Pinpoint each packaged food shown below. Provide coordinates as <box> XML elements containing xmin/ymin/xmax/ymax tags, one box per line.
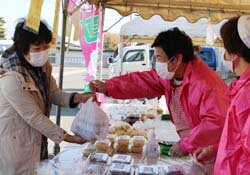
<box><xmin>137</xmin><ymin>165</ymin><xmax>159</xmax><ymax>175</ymax></box>
<box><xmin>156</xmin><ymin>107</ymin><xmax>163</xmax><ymax>114</ymax></box>
<box><xmin>117</xmin><ymin>135</ymin><xmax>130</xmax><ymax>146</ymax></box>
<box><xmin>82</xmin><ymin>143</ymin><xmax>96</xmax><ymax>157</ymax></box>
<box><xmin>132</xmin><ymin>136</ymin><xmax>145</xmax><ymax>147</ymax></box>
<box><xmin>88</xmin><ymin>153</ymin><xmax>109</xmax><ymax>163</ymax></box>
<box><xmin>116</xmin><ymin>145</ymin><xmax>129</xmax><ymax>154</ymax></box>
<box><xmin>95</xmin><ymin>139</ymin><xmax>111</xmax><ymax>152</ymax></box>
<box><xmin>107</xmin><ymin>134</ymin><xmax>116</xmax><ymax>146</ymax></box>
<box><xmin>112</xmin><ymin>154</ymin><xmax>132</xmax><ymax>164</ymax></box>
<box><xmin>159</xmin><ymin>165</ymin><xmax>185</xmax><ymax>175</ymax></box>
<box><xmin>131</xmin><ymin>145</ymin><xmax>143</xmax><ymax>154</ymax></box>
<box><xmin>110</xmin><ymin>163</ymin><xmax>132</xmax><ymax>175</ymax></box>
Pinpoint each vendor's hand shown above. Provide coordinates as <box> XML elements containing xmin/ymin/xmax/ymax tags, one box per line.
<box><xmin>73</xmin><ymin>92</ymin><xmax>97</xmax><ymax>104</ymax></box>
<box><xmin>193</xmin><ymin>146</ymin><xmax>215</xmax><ymax>165</ymax></box>
<box><xmin>169</xmin><ymin>142</ymin><xmax>188</xmax><ymax>157</ymax></box>
<box><xmin>90</xmin><ymin>80</ymin><xmax>107</xmax><ymax>94</ymax></box>
<box><xmin>64</xmin><ymin>134</ymin><xmax>86</xmax><ymax>144</ymax></box>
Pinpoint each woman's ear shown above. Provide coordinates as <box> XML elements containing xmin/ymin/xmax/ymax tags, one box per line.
<box><xmin>175</xmin><ymin>53</ymin><xmax>183</xmax><ymax>66</ymax></box>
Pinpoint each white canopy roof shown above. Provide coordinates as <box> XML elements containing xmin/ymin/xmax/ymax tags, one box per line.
<box><xmin>119</xmin><ymin>15</ymin><xmax>226</xmax><ymax>38</ymax></box>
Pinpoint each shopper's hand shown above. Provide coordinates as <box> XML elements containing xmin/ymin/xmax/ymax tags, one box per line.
<box><xmin>73</xmin><ymin>92</ymin><xmax>96</xmax><ymax>104</ymax></box>
<box><xmin>169</xmin><ymin>142</ymin><xmax>188</xmax><ymax>157</ymax></box>
<box><xmin>193</xmin><ymin>146</ymin><xmax>215</xmax><ymax>165</ymax></box>
<box><xmin>64</xmin><ymin>134</ymin><xmax>86</xmax><ymax>144</ymax></box>
<box><xmin>89</xmin><ymin>80</ymin><xmax>107</xmax><ymax>94</ymax></box>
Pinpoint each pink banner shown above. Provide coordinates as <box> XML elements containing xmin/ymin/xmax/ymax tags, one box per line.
<box><xmin>70</xmin><ymin>1</ymin><xmax>105</xmax><ymax>103</ymax></box>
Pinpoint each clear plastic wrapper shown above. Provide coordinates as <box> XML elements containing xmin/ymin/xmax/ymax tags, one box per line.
<box><xmin>107</xmin><ymin>134</ymin><xmax>116</xmax><ymax>146</ymax></box>
<box><xmin>71</xmin><ymin>98</ymin><xmax>109</xmax><ymax>140</ymax></box>
<box><xmin>132</xmin><ymin>136</ymin><xmax>145</xmax><ymax>147</ymax></box>
<box><xmin>136</xmin><ymin>165</ymin><xmax>159</xmax><ymax>175</ymax></box>
<box><xmin>88</xmin><ymin>153</ymin><xmax>110</xmax><ymax>164</ymax></box>
<box><xmin>95</xmin><ymin>139</ymin><xmax>111</xmax><ymax>152</ymax></box>
<box><xmin>82</xmin><ymin>143</ymin><xmax>96</xmax><ymax>157</ymax></box>
<box><xmin>117</xmin><ymin>135</ymin><xmax>130</xmax><ymax>146</ymax></box>
<box><xmin>158</xmin><ymin>165</ymin><xmax>185</xmax><ymax>175</ymax></box>
<box><xmin>116</xmin><ymin>144</ymin><xmax>129</xmax><ymax>154</ymax></box>
<box><xmin>131</xmin><ymin>145</ymin><xmax>144</xmax><ymax>154</ymax></box>
<box><xmin>109</xmin><ymin>163</ymin><xmax>133</xmax><ymax>175</ymax></box>
<box><xmin>112</xmin><ymin>154</ymin><xmax>132</xmax><ymax>164</ymax></box>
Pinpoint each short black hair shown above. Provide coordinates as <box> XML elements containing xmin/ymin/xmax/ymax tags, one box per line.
<box><xmin>13</xmin><ymin>19</ymin><xmax>52</xmax><ymax>55</ymax></box>
<box><xmin>220</xmin><ymin>17</ymin><xmax>250</xmax><ymax>63</ymax></box>
<box><xmin>151</xmin><ymin>27</ymin><xmax>194</xmax><ymax>63</ymax></box>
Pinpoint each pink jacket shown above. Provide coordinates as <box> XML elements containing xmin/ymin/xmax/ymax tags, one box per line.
<box><xmin>214</xmin><ymin>68</ymin><xmax>250</xmax><ymax>175</ymax></box>
<box><xmin>106</xmin><ymin>56</ymin><xmax>228</xmax><ymax>153</ymax></box>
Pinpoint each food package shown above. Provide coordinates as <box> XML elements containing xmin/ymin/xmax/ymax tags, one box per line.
<box><xmin>159</xmin><ymin>165</ymin><xmax>185</xmax><ymax>175</ymax></box>
<box><xmin>109</xmin><ymin>163</ymin><xmax>132</xmax><ymax>175</ymax></box>
<box><xmin>116</xmin><ymin>145</ymin><xmax>129</xmax><ymax>154</ymax></box>
<box><xmin>71</xmin><ymin>98</ymin><xmax>109</xmax><ymax>140</ymax></box>
<box><xmin>130</xmin><ymin>145</ymin><xmax>144</xmax><ymax>154</ymax></box>
<box><xmin>117</xmin><ymin>135</ymin><xmax>130</xmax><ymax>146</ymax></box>
<box><xmin>111</xmin><ymin>154</ymin><xmax>132</xmax><ymax>164</ymax></box>
<box><xmin>132</xmin><ymin>136</ymin><xmax>145</xmax><ymax>147</ymax></box>
<box><xmin>107</xmin><ymin>134</ymin><xmax>116</xmax><ymax>147</ymax></box>
<box><xmin>146</xmin><ymin>109</ymin><xmax>157</xmax><ymax>119</ymax></box>
<box><xmin>88</xmin><ymin>153</ymin><xmax>109</xmax><ymax>164</ymax></box>
<box><xmin>137</xmin><ymin>165</ymin><xmax>159</xmax><ymax>175</ymax></box>
<box><xmin>82</xmin><ymin>143</ymin><xmax>96</xmax><ymax>157</ymax></box>
<box><xmin>95</xmin><ymin>139</ymin><xmax>111</xmax><ymax>152</ymax></box>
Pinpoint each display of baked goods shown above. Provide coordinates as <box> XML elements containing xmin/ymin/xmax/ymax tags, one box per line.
<box><xmin>111</xmin><ymin>154</ymin><xmax>132</xmax><ymax>164</ymax></box>
<box><xmin>82</xmin><ymin>143</ymin><xmax>96</xmax><ymax>157</ymax></box>
<box><xmin>88</xmin><ymin>153</ymin><xmax>109</xmax><ymax>163</ymax></box>
<box><xmin>109</xmin><ymin>163</ymin><xmax>132</xmax><ymax>175</ymax></box>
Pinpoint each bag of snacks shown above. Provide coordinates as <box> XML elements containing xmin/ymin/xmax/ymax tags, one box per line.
<box><xmin>71</xmin><ymin>98</ymin><xmax>109</xmax><ymax>140</ymax></box>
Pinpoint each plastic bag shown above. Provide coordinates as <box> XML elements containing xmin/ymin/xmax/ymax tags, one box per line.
<box><xmin>71</xmin><ymin>98</ymin><xmax>109</xmax><ymax>140</ymax></box>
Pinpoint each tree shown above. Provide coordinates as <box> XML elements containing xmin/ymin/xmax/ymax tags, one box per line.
<box><xmin>0</xmin><ymin>17</ymin><xmax>6</xmax><ymax>40</ymax></box>
<box><xmin>104</xmin><ymin>32</ymin><xmax>119</xmax><ymax>50</ymax></box>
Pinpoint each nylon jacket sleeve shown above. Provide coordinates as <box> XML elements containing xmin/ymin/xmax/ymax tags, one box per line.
<box><xmin>105</xmin><ymin>70</ymin><xmax>165</xmax><ymax>99</ymax></box>
<box><xmin>179</xmin><ymin>88</ymin><xmax>227</xmax><ymax>153</ymax></box>
<box><xmin>50</xmin><ymin>75</ymin><xmax>73</xmax><ymax>108</ymax></box>
<box><xmin>1</xmin><ymin>74</ymin><xmax>65</xmax><ymax>144</ymax></box>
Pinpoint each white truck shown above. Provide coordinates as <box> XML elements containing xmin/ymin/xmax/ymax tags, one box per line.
<box><xmin>108</xmin><ymin>45</ymin><xmax>230</xmax><ymax>80</ymax></box>
<box><xmin>109</xmin><ymin>45</ymin><xmax>155</xmax><ymax>78</ymax></box>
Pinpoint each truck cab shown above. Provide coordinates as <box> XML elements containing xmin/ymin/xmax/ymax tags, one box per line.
<box><xmin>109</xmin><ymin>45</ymin><xmax>155</xmax><ymax>78</ymax></box>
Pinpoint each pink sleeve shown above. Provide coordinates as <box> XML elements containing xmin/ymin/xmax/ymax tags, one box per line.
<box><xmin>105</xmin><ymin>70</ymin><xmax>166</xmax><ymax>99</ymax></box>
<box><xmin>179</xmin><ymin>88</ymin><xmax>227</xmax><ymax>153</ymax></box>
<box><xmin>241</xmin><ymin>110</ymin><xmax>250</xmax><ymax>156</ymax></box>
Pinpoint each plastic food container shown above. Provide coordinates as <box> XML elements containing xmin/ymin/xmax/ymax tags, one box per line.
<box><xmin>117</xmin><ymin>135</ymin><xmax>130</xmax><ymax>146</ymax></box>
<box><xmin>95</xmin><ymin>139</ymin><xmax>111</xmax><ymax>152</ymax></box>
<box><xmin>82</xmin><ymin>143</ymin><xmax>96</xmax><ymax>157</ymax></box>
<box><xmin>136</xmin><ymin>165</ymin><xmax>159</xmax><ymax>175</ymax></box>
<box><xmin>88</xmin><ymin>153</ymin><xmax>109</xmax><ymax>164</ymax></box>
<box><xmin>132</xmin><ymin>136</ymin><xmax>145</xmax><ymax>147</ymax></box>
<box><xmin>109</xmin><ymin>163</ymin><xmax>132</xmax><ymax>175</ymax></box>
<box><xmin>111</xmin><ymin>154</ymin><xmax>132</xmax><ymax>164</ymax></box>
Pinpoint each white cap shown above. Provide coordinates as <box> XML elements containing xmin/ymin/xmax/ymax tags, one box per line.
<box><xmin>237</xmin><ymin>15</ymin><xmax>250</xmax><ymax>50</ymax></box>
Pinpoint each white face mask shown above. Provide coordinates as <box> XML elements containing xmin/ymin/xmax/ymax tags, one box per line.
<box><xmin>155</xmin><ymin>56</ymin><xmax>176</xmax><ymax>80</ymax></box>
<box><xmin>222</xmin><ymin>59</ymin><xmax>233</xmax><ymax>72</ymax></box>
<box><xmin>29</xmin><ymin>49</ymin><xmax>49</xmax><ymax>67</ymax></box>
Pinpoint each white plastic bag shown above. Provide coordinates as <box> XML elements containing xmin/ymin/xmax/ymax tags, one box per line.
<box><xmin>71</xmin><ymin>98</ymin><xmax>109</xmax><ymax>140</ymax></box>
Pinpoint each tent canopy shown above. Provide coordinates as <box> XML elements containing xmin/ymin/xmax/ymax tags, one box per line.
<box><xmin>119</xmin><ymin>15</ymin><xmax>225</xmax><ymax>37</ymax></box>
<box><xmin>119</xmin><ymin>15</ymin><xmax>225</xmax><ymax>46</ymax></box>
<box><xmin>90</xmin><ymin>0</ymin><xmax>250</xmax><ymax>23</ymax></box>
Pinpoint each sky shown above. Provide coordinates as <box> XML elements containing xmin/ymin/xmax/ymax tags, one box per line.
<box><xmin>0</xmin><ymin>0</ymin><xmax>132</xmax><ymax>40</ymax></box>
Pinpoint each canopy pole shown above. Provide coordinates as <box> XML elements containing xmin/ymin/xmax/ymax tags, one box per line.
<box><xmin>54</xmin><ymin>0</ymin><xmax>69</xmax><ymax>155</ymax></box>
<box><xmin>100</xmin><ymin>2</ymin><xmax>105</xmax><ymax>80</ymax></box>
